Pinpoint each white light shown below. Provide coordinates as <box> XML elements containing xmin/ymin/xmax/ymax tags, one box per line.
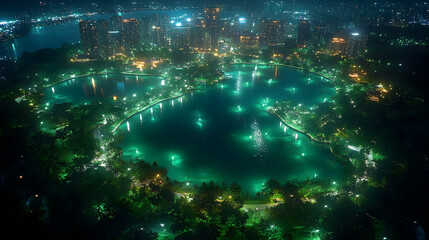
<box><xmin>161</xmin><ymin>80</ymin><xmax>165</xmax><ymax>86</ymax></box>
<box><xmin>170</xmin><ymin>20</ymin><xmax>175</xmax><ymax>24</ymax></box>
<box><xmin>186</xmin><ymin>18</ymin><xmax>191</xmax><ymax>22</ymax></box>
<box><xmin>351</xmin><ymin>32</ymin><xmax>360</xmax><ymax>36</ymax></box>
<box><xmin>175</xmin><ymin>22</ymin><xmax>182</xmax><ymax>27</ymax></box>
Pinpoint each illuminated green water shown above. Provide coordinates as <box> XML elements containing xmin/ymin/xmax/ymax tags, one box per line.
<box><xmin>119</xmin><ymin>65</ymin><xmax>345</xmax><ymax>194</ymax></box>
<box><xmin>44</xmin><ymin>74</ymin><xmax>164</xmax><ymax>105</ymax></box>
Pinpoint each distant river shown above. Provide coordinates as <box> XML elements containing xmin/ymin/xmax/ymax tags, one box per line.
<box><xmin>0</xmin><ymin>9</ymin><xmax>192</xmax><ymax>59</ymax></box>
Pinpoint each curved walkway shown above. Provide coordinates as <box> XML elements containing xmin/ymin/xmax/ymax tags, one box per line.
<box><xmin>231</xmin><ymin>62</ymin><xmax>336</xmax><ymax>82</ymax></box>
<box><xmin>231</xmin><ymin>62</ymin><xmax>333</xmax><ymax>144</ymax></box>
<box><xmin>111</xmin><ymin>93</ymin><xmax>186</xmax><ymax>133</ymax></box>
<box><xmin>270</xmin><ymin>111</ymin><xmax>331</xmax><ymax>144</ymax></box>
<box><xmin>45</xmin><ymin>72</ymin><xmax>158</xmax><ymax>88</ymax></box>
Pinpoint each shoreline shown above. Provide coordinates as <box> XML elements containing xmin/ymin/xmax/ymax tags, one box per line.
<box><xmin>110</xmin><ymin>92</ymin><xmax>187</xmax><ymax>133</ymax></box>
<box><xmin>231</xmin><ymin>62</ymin><xmax>336</xmax><ymax>82</ymax></box>
<box><xmin>45</xmin><ymin>72</ymin><xmax>158</xmax><ymax>88</ymax></box>
<box><xmin>271</xmin><ymin>112</ymin><xmax>331</xmax><ymax>144</ymax></box>
<box><xmin>234</xmin><ymin>61</ymin><xmax>333</xmax><ymax>144</ymax></box>
<box><xmin>109</xmin><ymin>76</ymin><xmax>227</xmax><ymax>133</ymax></box>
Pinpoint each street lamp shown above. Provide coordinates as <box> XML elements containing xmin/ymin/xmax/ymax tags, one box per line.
<box><xmin>311</xmin><ymin>229</ymin><xmax>320</xmax><ymax>239</ymax></box>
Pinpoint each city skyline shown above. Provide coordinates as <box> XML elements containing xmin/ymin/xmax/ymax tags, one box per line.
<box><xmin>1</xmin><ymin>1</ymin><xmax>428</xmax><ymax>239</ymax></box>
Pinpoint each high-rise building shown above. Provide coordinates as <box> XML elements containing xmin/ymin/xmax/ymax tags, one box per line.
<box><xmin>170</xmin><ymin>26</ymin><xmax>191</xmax><ymax>48</ymax></box>
<box><xmin>260</xmin><ymin>20</ymin><xmax>281</xmax><ymax>46</ymax></box>
<box><xmin>190</xmin><ymin>19</ymin><xmax>206</xmax><ymax>49</ymax></box>
<box><xmin>346</xmin><ymin>32</ymin><xmax>367</xmax><ymax>58</ymax></box>
<box><xmin>150</xmin><ymin>14</ymin><xmax>168</xmax><ymax>47</ymax></box>
<box><xmin>122</xmin><ymin>18</ymin><xmax>140</xmax><ymax>53</ymax></box>
<box><xmin>108</xmin><ymin>30</ymin><xmax>123</xmax><ymax>55</ymax></box>
<box><xmin>152</xmin><ymin>26</ymin><xmax>167</xmax><ymax>47</ymax></box>
<box><xmin>79</xmin><ymin>20</ymin><xmax>99</xmax><ymax>57</ymax></box>
<box><xmin>330</xmin><ymin>37</ymin><xmax>346</xmax><ymax>54</ymax></box>
<box><xmin>110</xmin><ymin>15</ymin><xmax>123</xmax><ymax>31</ymax></box>
<box><xmin>140</xmin><ymin>17</ymin><xmax>151</xmax><ymax>44</ymax></box>
<box><xmin>297</xmin><ymin>20</ymin><xmax>311</xmax><ymax>46</ymax></box>
<box><xmin>312</xmin><ymin>25</ymin><xmax>326</xmax><ymax>48</ymax></box>
<box><xmin>96</xmin><ymin>19</ymin><xmax>110</xmax><ymax>58</ymax></box>
<box><xmin>239</xmin><ymin>35</ymin><xmax>259</xmax><ymax>51</ymax></box>
<box><xmin>203</xmin><ymin>7</ymin><xmax>220</xmax><ymax>50</ymax></box>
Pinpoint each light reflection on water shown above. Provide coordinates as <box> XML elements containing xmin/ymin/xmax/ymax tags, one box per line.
<box><xmin>43</xmin><ymin>65</ymin><xmax>342</xmax><ymax>194</ymax></box>
<box><xmin>119</xmin><ymin>65</ymin><xmax>343</xmax><ymax>194</ymax></box>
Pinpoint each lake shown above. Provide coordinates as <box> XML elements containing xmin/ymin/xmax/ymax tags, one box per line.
<box><xmin>117</xmin><ymin>64</ymin><xmax>344</xmax><ymax>194</ymax></box>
